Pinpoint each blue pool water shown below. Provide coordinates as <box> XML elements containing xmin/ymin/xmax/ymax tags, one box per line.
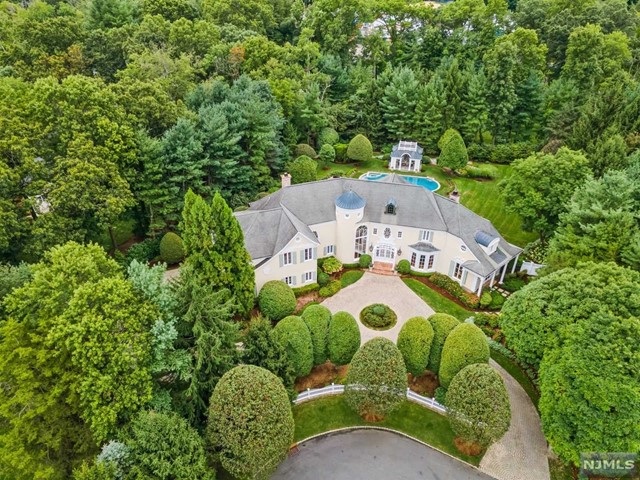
<box><xmin>360</xmin><ymin>172</ymin><xmax>440</xmax><ymax>192</ymax></box>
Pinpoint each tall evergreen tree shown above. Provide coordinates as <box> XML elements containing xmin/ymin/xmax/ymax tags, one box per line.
<box><xmin>380</xmin><ymin>67</ymin><xmax>420</xmax><ymax>140</ymax></box>
<box><xmin>434</xmin><ymin>56</ymin><xmax>466</xmax><ymax>129</ymax></box>
<box><xmin>415</xmin><ymin>77</ymin><xmax>446</xmax><ymax>152</ymax></box>
<box><xmin>461</xmin><ymin>68</ymin><xmax>489</xmax><ymax>144</ymax></box>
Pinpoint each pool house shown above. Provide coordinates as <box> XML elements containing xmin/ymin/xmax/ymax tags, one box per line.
<box><xmin>389</xmin><ymin>141</ymin><xmax>423</xmax><ymax>172</ymax></box>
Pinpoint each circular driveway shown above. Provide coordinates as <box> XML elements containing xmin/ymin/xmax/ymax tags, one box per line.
<box><xmin>271</xmin><ymin>429</ymin><xmax>496</xmax><ymax>480</ymax></box>
<box><xmin>320</xmin><ymin>272</ymin><xmax>434</xmax><ymax>344</ymax></box>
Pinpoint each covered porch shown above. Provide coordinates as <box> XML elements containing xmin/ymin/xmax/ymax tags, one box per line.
<box><xmin>467</xmin><ymin>253</ymin><xmax>521</xmax><ymax>296</ymax></box>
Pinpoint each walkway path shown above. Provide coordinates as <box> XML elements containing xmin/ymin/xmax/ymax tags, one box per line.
<box><xmin>272</xmin><ymin>429</ymin><xmax>496</xmax><ymax>480</ymax></box>
<box><xmin>321</xmin><ymin>272</ymin><xmax>434</xmax><ymax>344</ymax></box>
<box><xmin>479</xmin><ymin>360</ymin><xmax>550</xmax><ymax>480</ymax></box>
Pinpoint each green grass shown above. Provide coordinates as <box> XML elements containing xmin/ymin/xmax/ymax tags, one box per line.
<box><xmin>87</xmin><ymin>217</ymin><xmax>137</xmax><ymax>251</ymax></box>
<box><xmin>422</xmin><ymin>164</ymin><xmax>536</xmax><ymax>247</ymax></box>
<box><xmin>403</xmin><ymin>278</ymin><xmax>471</xmax><ymax>322</ymax></box>
<box><xmin>490</xmin><ymin>348</ymin><xmax>540</xmax><ymax>409</ymax></box>
<box><xmin>340</xmin><ymin>270</ymin><xmax>364</xmax><ymax>287</ymax></box>
<box><xmin>293</xmin><ymin>395</ymin><xmax>484</xmax><ymax>465</ymax></box>
<box><xmin>548</xmin><ymin>457</ymin><xmax>575</xmax><ymax>480</ymax></box>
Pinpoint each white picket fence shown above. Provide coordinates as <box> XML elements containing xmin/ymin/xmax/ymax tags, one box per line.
<box><xmin>294</xmin><ymin>383</ymin><xmax>447</xmax><ymax>415</ymax></box>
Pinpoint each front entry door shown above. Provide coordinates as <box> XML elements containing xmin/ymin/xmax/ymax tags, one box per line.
<box><xmin>374</xmin><ymin>244</ymin><xmax>396</xmax><ymax>264</ymax></box>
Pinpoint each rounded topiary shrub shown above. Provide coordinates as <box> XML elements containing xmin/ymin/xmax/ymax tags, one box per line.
<box><xmin>322</xmin><ymin>256</ymin><xmax>343</xmax><ymax>274</ymax></box>
<box><xmin>427</xmin><ymin>313</ymin><xmax>461</xmax><ymax>373</ymax></box>
<box><xmin>328</xmin><ymin>311</ymin><xmax>360</xmax><ymax>366</ymax></box>
<box><xmin>396</xmin><ymin>259</ymin><xmax>411</xmax><ymax>274</ymax></box>
<box><xmin>287</xmin><ymin>155</ymin><xmax>317</xmax><ymax>184</ymax></box>
<box><xmin>345</xmin><ymin>338</ymin><xmax>407</xmax><ymax>421</ymax></box>
<box><xmin>207</xmin><ymin>365</ymin><xmax>294</xmax><ymax>480</ymax></box>
<box><xmin>358</xmin><ymin>254</ymin><xmax>372</xmax><ymax>268</ymax></box>
<box><xmin>317</xmin><ymin>271</ymin><xmax>330</xmax><ymax>287</ymax></box>
<box><xmin>294</xmin><ymin>143</ymin><xmax>317</xmax><ymax>159</ymax></box>
<box><xmin>359</xmin><ymin>304</ymin><xmax>397</xmax><ymax>330</ymax></box>
<box><xmin>318</xmin><ymin>127</ymin><xmax>339</xmax><ymax>147</ymax></box>
<box><xmin>318</xmin><ymin>280</ymin><xmax>341</xmax><ymax>297</ymax></box>
<box><xmin>273</xmin><ymin>315</ymin><xmax>314</xmax><ymax>378</ymax></box>
<box><xmin>258</xmin><ymin>280</ymin><xmax>296</xmax><ymax>321</ymax></box>
<box><xmin>397</xmin><ymin>317</ymin><xmax>435</xmax><ymax>377</ymax></box>
<box><xmin>480</xmin><ymin>291</ymin><xmax>492</xmax><ymax>308</ymax></box>
<box><xmin>347</xmin><ymin>134</ymin><xmax>373</xmax><ymax>162</ymax></box>
<box><xmin>439</xmin><ymin>323</ymin><xmax>490</xmax><ymax>389</ymax></box>
<box><xmin>159</xmin><ymin>232</ymin><xmax>184</xmax><ymax>265</ymax></box>
<box><xmin>301</xmin><ymin>304</ymin><xmax>332</xmax><ymax>366</ymax></box>
<box><xmin>445</xmin><ymin>363</ymin><xmax>510</xmax><ymax>449</ymax></box>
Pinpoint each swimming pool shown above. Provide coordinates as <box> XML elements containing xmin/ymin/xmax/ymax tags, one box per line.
<box><xmin>360</xmin><ymin>172</ymin><xmax>440</xmax><ymax>192</ymax></box>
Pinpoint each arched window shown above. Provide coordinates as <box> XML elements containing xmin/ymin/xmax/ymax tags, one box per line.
<box><xmin>354</xmin><ymin>225</ymin><xmax>368</xmax><ymax>258</ymax></box>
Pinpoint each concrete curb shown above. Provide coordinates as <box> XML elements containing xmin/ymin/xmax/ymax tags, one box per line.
<box><xmin>292</xmin><ymin>426</ymin><xmax>497</xmax><ymax>480</ymax></box>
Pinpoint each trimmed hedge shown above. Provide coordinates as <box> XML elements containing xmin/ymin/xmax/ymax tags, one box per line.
<box><xmin>427</xmin><ymin>313</ymin><xmax>460</xmax><ymax>373</ymax></box>
<box><xmin>273</xmin><ymin>316</ymin><xmax>314</xmax><ymax>378</ymax></box>
<box><xmin>347</xmin><ymin>134</ymin><xmax>373</xmax><ymax>162</ymax></box>
<box><xmin>287</xmin><ymin>155</ymin><xmax>317</xmax><ymax>184</ymax></box>
<box><xmin>318</xmin><ymin>127</ymin><xmax>339</xmax><ymax>147</ymax></box>
<box><xmin>345</xmin><ymin>338</ymin><xmax>407</xmax><ymax>420</ymax></box>
<box><xmin>294</xmin><ymin>143</ymin><xmax>317</xmax><ymax>158</ymax></box>
<box><xmin>317</xmin><ymin>272</ymin><xmax>330</xmax><ymax>287</ymax></box>
<box><xmin>439</xmin><ymin>323</ymin><xmax>490</xmax><ymax>388</ymax></box>
<box><xmin>358</xmin><ymin>254</ymin><xmax>372</xmax><ymax>268</ymax></box>
<box><xmin>396</xmin><ymin>259</ymin><xmax>411</xmax><ymax>274</ymax></box>
<box><xmin>328</xmin><ymin>311</ymin><xmax>360</xmax><ymax>366</ymax></box>
<box><xmin>430</xmin><ymin>273</ymin><xmax>479</xmax><ymax>308</ymax></box>
<box><xmin>207</xmin><ymin>365</ymin><xmax>294</xmax><ymax>479</ymax></box>
<box><xmin>292</xmin><ymin>283</ymin><xmax>319</xmax><ymax>297</ymax></box>
<box><xmin>319</xmin><ymin>280</ymin><xmax>341</xmax><ymax>298</ymax></box>
<box><xmin>480</xmin><ymin>292</ymin><xmax>492</xmax><ymax>308</ymax></box>
<box><xmin>322</xmin><ymin>256</ymin><xmax>343</xmax><ymax>274</ymax></box>
<box><xmin>359</xmin><ymin>304</ymin><xmax>397</xmax><ymax>330</ymax></box>
<box><xmin>159</xmin><ymin>232</ymin><xmax>184</xmax><ymax>265</ymax></box>
<box><xmin>258</xmin><ymin>280</ymin><xmax>296</xmax><ymax>321</ymax></box>
<box><xmin>126</xmin><ymin>238</ymin><xmax>161</xmax><ymax>265</ymax></box>
<box><xmin>301</xmin><ymin>305</ymin><xmax>332</xmax><ymax>366</ymax></box>
<box><xmin>445</xmin><ymin>364</ymin><xmax>510</xmax><ymax>448</ymax></box>
<box><xmin>340</xmin><ymin>270</ymin><xmax>364</xmax><ymax>287</ymax></box>
<box><xmin>397</xmin><ymin>317</ymin><xmax>435</xmax><ymax>377</ymax></box>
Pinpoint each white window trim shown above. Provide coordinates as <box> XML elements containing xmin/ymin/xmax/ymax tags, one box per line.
<box><xmin>283</xmin><ymin>276</ymin><xmax>294</xmax><ymax>285</ymax></box>
<box><xmin>303</xmin><ymin>247</ymin><xmax>313</xmax><ymax>262</ymax></box>
<box><xmin>410</xmin><ymin>250</ymin><xmax>437</xmax><ymax>272</ymax></box>
<box><xmin>304</xmin><ymin>271</ymin><xmax>314</xmax><ymax>283</ymax></box>
<box><xmin>420</xmin><ymin>230</ymin><xmax>433</xmax><ymax>242</ymax></box>
<box><xmin>397</xmin><ymin>231</ymin><xmax>403</xmax><ymax>239</ymax></box>
<box><xmin>283</xmin><ymin>252</ymin><xmax>292</xmax><ymax>265</ymax></box>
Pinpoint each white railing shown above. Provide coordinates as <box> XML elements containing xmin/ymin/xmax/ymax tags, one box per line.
<box><xmin>295</xmin><ymin>383</ymin><xmax>345</xmax><ymax>404</ymax></box>
<box><xmin>294</xmin><ymin>383</ymin><xmax>447</xmax><ymax>415</ymax></box>
<box><xmin>520</xmin><ymin>261</ymin><xmax>544</xmax><ymax>276</ymax></box>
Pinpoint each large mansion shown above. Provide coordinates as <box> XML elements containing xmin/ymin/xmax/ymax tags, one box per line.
<box><xmin>235</xmin><ymin>175</ymin><xmax>522</xmax><ymax>295</ymax></box>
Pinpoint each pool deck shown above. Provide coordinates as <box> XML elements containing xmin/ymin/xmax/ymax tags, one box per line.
<box><xmin>359</xmin><ymin>171</ymin><xmax>441</xmax><ymax>191</ymax></box>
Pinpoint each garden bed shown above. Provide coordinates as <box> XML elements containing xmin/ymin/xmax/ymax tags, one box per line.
<box><xmin>408</xmin><ymin>370</ymin><xmax>439</xmax><ymax>398</ymax></box>
<box><xmin>295</xmin><ymin>361</ymin><xmax>349</xmax><ymax>392</ymax></box>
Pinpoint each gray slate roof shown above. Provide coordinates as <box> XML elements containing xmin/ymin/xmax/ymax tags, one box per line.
<box><xmin>391</xmin><ymin>141</ymin><xmax>424</xmax><ymax>161</ymax></box>
<box><xmin>335</xmin><ymin>190</ymin><xmax>367</xmax><ymax>209</ymax></box>
<box><xmin>409</xmin><ymin>242</ymin><xmax>439</xmax><ymax>253</ymax></box>
<box><xmin>240</xmin><ymin>177</ymin><xmax>521</xmax><ymax>276</ymax></box>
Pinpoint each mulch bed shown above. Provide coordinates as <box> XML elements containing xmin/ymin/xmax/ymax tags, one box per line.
<box><xmin>408</xmin><ymin>371</ymin><xmax>440</xmax><ymax>397</ymax></box>
<box><xmin>295</xmin><ymin>361</ymin><xmax>349</xmax><ymax>392</ymax></box>
<box><xmin>454</xmin><ymin>437</ymin><xmax>483</xmax><ymax>456</ymax></box>
<box><xmin>295</xmin><ymin>291</ymin><xmax>320</xmax><ymax>312</ymax></box>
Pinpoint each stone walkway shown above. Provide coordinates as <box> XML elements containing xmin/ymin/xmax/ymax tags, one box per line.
<box><xmin>479</xmin><ymin>360</ymin><xmax>550</xmax><ymax>480</ymax></box>
<box><xmin>321</xmin><ymin>272</ymin><xmax>434</xmax><ymax>344</ymax></box>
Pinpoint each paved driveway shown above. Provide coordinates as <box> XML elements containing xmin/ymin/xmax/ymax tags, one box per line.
<box><xmin>272</xmin><ymin>429</ymin><xmax>496</xmax><ymax>480</ymax></box>
<box><xmin>321</xmin><ymin>272</ymin><xmax>434</xmax><ymax>344</ymax></box>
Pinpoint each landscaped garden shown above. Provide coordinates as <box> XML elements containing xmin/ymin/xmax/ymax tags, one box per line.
<box><xmin>359</xmin><ymin>303</ymin><xmax>397</xmax><ymax>330</ymax></box>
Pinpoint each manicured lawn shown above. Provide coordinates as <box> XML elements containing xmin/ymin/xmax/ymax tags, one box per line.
<box><xmin>490</xmin><ymin>348</ymin><xmax>540</xmax><ymax>409</ymax></box>
<box><xmin>403</xmin><ymin>278</ymin><xmax>471</xmax><ymax>322</ymax></box>
<box><xmin>88</xmin><ymin>217</ymin><xmax>137</xmax><ymax>251</ymax></box>
<box><xmin>422</xmin><ymin>164</ymin><xmax>536</xmax><ymax>247</ymax></box>
<box><xmin>340</xmin><ymin>270</ymin><xmax>364</xmax><ymax>287</ymax></box>
<box><xmin>293</xmin><ymin>395</ymin><xmax>484</xmax><ymax>466</ymax></box>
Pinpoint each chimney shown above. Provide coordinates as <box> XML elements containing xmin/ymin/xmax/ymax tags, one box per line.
<box><xmin>449</xmin><ymin>189</ymin><xmax>461</xmax><ymax>204</ymax></box>
<box><xmin>281</xmin><ymin>172</ymin><xmax>291</xmax><ymax>188</ymax></box>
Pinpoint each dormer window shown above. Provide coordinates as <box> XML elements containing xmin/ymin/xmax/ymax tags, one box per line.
<box><xmin>385</xmin><ymin>198</ymin><xmax>397</xmax><ymax>215</ymax></box>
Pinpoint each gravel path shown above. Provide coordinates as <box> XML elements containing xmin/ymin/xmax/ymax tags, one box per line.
<box><xmin>479</xmin><ymin>360</ymin><xmax>550</xmax><ymax>480</ymax></box>
<box><xmin>320</xmin><ymin>272</ymin><xmax>434</xmax><ymax>344</ymax></box>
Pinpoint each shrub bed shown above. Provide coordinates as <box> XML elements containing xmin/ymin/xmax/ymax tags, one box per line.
<box><xmin>359</xmin><ymin>304</ymin><xmax>398</xmax><ymax>330</ymax></box>
<box><xmin>396</xmin><ymin>259</ymin><xmax>411</xmax><ymax>274</ymax></box>
<box><xmin>321</xmin><ymin>256</ymin><xmax>343</xmax><ymax>274</ymax></box>
<box><xmin>429</xmin><ymin>273</ymin><xmax>479</xmax><ymax>308</ymax></box>
<box><xmin>319</xmin><ymin>280</ymin><xmax>341</xmax><ymax>298</ymax></box>
<box><xmin>292</xmin><ymin>283</ymin><xmax>319</xmax><ymax>297</ymax></box>
<box><xmin>317</xmin><ymin>271</ymin><xmax>330</xmax><ymax>287</ymax></box>
<box><xmin>358</xmin><ymin>254</ymin><xmax>372</xmax><ymax>268</ymax></box>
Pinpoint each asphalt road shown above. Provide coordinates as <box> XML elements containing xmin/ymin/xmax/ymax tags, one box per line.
<box><xmin>272</xmin><ymin>429</ymin><xmax>497</xmax><ymax>480</ymax></box>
